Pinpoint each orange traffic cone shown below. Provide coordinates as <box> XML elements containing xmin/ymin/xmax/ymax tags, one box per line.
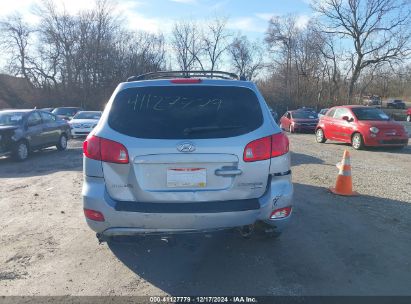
<box><xmin>329</xmin><ymin>149</ymin><xmax>358</xmax><ymax>196</ymax></box>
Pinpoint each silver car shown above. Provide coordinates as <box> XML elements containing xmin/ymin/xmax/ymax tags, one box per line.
<box><xmin>82</xmin><ymin>71</ymin><xmax>293</xmax><ymax>242</ymax></box>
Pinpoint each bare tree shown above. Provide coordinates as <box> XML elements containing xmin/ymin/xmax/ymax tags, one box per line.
<box><xmin>0</xmin><ymin>14</ymin><xmax>34</xmax><ymax>81</ymax></box>
<box><xmin>317</xmin><ymin>33</ymin><xmax>341</xmax><ymax>103</ymax></box>
<box><xmin>228</xmin><ymin>35</ymin><xmax>264</xmax><ymax>80</ymax></box>
<box><xmin>202</xmin><ymin>17</ymin><xmax>231</xmax><ymax>71</ymax></box>
<box><xmin>171</xmin><ymin>20</ymin><xmax>203</xmax><ymax>71</ymax></box>
<box><xmin>265</xmin><ymin>15</ymin><xmax>299</xmax><ymax>99</ymax></box>
<box><xmin>312</xmin><ymin>0</ymin><xmax>411</xmax><ymax>101</ymax></box>
<box><xmin>0</xmin><ymin>0</ymin><xmax>163</xmax><ymax>108</ymax></box>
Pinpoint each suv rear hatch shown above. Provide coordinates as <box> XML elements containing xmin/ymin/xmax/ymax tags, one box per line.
<box><xmin>92</xmin><ymin>82</ymin><xmax>282</xmax><ymax>203</ymax></box>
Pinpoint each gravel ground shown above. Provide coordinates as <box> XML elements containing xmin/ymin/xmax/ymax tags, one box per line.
<box><xmin>0</xmin><ymin>131</ymin><xmax>410</xmax><ymax>296</ymax></box>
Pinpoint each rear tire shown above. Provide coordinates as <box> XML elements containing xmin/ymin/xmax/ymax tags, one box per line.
<box><xmin>56</xmin><ymin>134</ymin><xmax>68</xmax><ymax>151</ymax></box>
<box><xmin>12</xmin><ymin>141</ymin><xmax>29</xmax><ymax>161</ymax></box>
<box><xmin>352</xmin><ymin>133</ymin><xmax>364</xmax><ymax>150</ymax></box>
<box><xmin>316</xmin><ymin>128</ymin><xmax>326</xmax><ymax>143</ymax></box>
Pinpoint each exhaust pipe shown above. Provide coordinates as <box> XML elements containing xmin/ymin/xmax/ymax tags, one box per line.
<box><xmin>238</xmin><ymin>225</ymin><xmax>254</xmax><ymax>238</ymax></box>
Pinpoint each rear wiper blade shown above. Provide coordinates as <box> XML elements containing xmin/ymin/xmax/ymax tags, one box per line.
<box><xmin>183</xmin><ymin>125</ymin><xmax>241</xmax><ymax>135</ymax></box>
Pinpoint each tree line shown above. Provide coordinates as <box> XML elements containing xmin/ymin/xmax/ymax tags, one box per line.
<box><xmin>0</xmin><ymin>0</ymin><xmax>410</xmax><ymax>111</ymax></box>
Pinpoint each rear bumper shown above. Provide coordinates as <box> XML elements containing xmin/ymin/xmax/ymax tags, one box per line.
<box><xmin>0</xmin><ymin>151</ymin><xmax>11</xmax><ymax>158</ymax></box>
<box><xmin>82</xmin><ymin>174</ymin><xmax>293</xmax><ymax>236</ymax></box>
<box><xmin>293</xmin><ymin>125</ymin><xmax>316</xmax><ymax>133</ymax></box>
<box><xmin>0</xmin><ymin>145</ymin><xmax>12</xmax><ymax>157</ymax></box>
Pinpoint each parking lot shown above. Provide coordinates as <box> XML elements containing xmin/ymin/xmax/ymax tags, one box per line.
<box><xmin>0</xmin><ymin>129</ymin><xmax>410</xmax><ymax>296</ymax></box>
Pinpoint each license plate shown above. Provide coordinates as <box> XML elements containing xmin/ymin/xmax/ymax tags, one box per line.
<box><xmin>167</xmin><ymin>168</ymin><xmax>206</xmax><ymax>188</ymax></box>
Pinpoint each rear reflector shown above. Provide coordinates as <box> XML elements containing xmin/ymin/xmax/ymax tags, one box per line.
<box><xmin>83</xmin><ymin>135</ymin><xmax>129</xmax><ymax>164</ymax></box>
<box><xmin>243</xmin><ymin>132</ymin><xmax>289</xmax><ymax>162</ymax></box>
<box><xmin>270</xmin><ymin>206</ymin><xmax>292</xmax><ymax>219</ymax></box>
<box><xmin>84</xmin><ymin>209</ymin><xmax>105</xmax><ymax>222</ymax></box>
<box><xmin>170</xmin><ymin>78</ymin><xmax>202</xmax><ymax>84</ymax></box>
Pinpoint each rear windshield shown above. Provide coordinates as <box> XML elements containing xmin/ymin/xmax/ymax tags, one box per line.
<box><xmin>73</xmin><ymin>112</ymin><xmax>101</xmax><ymax>120</ymax></box>
<box><xmin>108</xmin><ymin>85</ymin><xmax>263</xmax><ymax>139</ymax></box>
<box><xmin>351</xmin><ymin>108</ymin><xmax>390</xmax><ymax>121</ymax></box>
<box><xmin>292</xmin><ymin>111</ymin><xmax>318</xmax><ymax>119</ymax></box>
<box><xmin>0</xmin><ymin>112</ymin><xmax>24</xmax><ymax>126</ymax></box>
<box><xmin>52</xmin><ymin>108</ymin><xmax>79</xmax><ymax>116</ymax></box>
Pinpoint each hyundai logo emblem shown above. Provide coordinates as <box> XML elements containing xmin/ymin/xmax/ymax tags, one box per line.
<box><xmin>177</xmin><ymin>142</ymin><xmax>196</xmax><ymax>152</ymax></box>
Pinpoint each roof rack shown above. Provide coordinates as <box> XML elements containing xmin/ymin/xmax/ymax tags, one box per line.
<box><xmin>127</xmin><ymin>70</ymin><xmax>241</xmax><ymax>82</ymax></box>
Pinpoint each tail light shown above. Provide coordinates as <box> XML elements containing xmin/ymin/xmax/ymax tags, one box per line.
<box><xmin>270</xmin><ymin>206</ymin><xmax>292</xmax><ymax>219</ymax></box>
<box><xmin>83</xmin><ymin>135</ymin><xmax>129</xmax><ymax>164</ymax></box>
<box><xmin>84</xmin><ymin>209</ymin><xmax>105</xmax><ymax>222</ymax></box>
<box><xmin>243</xmin><ymin>136</ymin><xmax>272</xmax><ymax>162</ymax></box>
<box><xmin>243</xmin><ymin>133</ymin><xmax>289</xmax><ymax>162</ymax></box>
<box><xmin>271</xmin><ymin>132</ymin><xmax>289</xmax><ymax>157</ymax></box>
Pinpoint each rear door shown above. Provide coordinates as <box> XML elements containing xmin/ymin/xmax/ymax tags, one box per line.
<box><xmin>26</xmin><ymin>112</ymin><xmax>44</xmax><ymax>148</ymax></box>
<box><xmin>40</xmin><ymin>111</ymin><xmax>60</xmax><ymax>144</ymax></box>
<box><xmin>100</xmin><ymin>83</ymin><xmax>272</xmax><ymax>203</ymax></box>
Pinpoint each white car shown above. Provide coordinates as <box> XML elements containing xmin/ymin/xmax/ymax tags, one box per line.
<box><xmin>69</xmin><ymin>111</ymin><xmax>102</xmax><ymax>137</ymax></box>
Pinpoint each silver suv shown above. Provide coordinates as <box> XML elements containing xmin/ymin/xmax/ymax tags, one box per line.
<box><xmin>82</xmin><ymin>71</ymin><xmax>293</xmax><ymax>242</ymax></box>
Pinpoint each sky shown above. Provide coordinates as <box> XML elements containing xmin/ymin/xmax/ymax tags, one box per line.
<box><xmin>0</xmin><ymin>0</ymin><xmax>314</xmax><ymax>38</ymax></box>
<box><xmin>0</xmin><ymin>0</ymin><xmax>315</xmax><ymax>72</ymax></box>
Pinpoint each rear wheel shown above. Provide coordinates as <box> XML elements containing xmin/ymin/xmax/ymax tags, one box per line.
<box><xmin>56</xmin><ymin>134</ymin><xmax>68</xmax><ymax>151</ymax></box>
<box><xmin>352</xmin><ymin>133</ymin><xmax>364</xmax><ymax>150</ymax></box>
<box><xmin>316</xmin><ymin>128</ymin><xmax>326</xmax><ymax>143</ymax></box>
<box><xmin>13</xmin><ymin>141</ymin><xmax>29</xmax><ymax>161</ymax></box>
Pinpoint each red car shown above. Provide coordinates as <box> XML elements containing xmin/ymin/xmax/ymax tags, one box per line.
<box><xmin>407</xmin><ymin>108</ymin><xmax>411</xmax><ymax>122</ymax></box>
<box><xmin>280</xmin><ymin>110</ymin><xmax>319</xmax><ymax>133</ymax></box>
<box><xmin>316</xmin><ymin>106</ymin><xmax>409</xmax><ymax>149</ymax></box>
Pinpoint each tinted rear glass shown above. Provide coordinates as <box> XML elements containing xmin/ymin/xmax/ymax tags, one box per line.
<box><xmin>0</xmin><ymin>112</ymin><xmax>25</xmax><ymax>126</ymax></box>
<box><xmin>108</xmin><ymin>85</ymin><xmax>263</xmax><ymax>139</ymax></box>
<box><xmin>74</xmin><ymin>112</ymin><xmax>101</xmax><ymax>120</ymax></box>
<box><xmin>292</xmin><ymin>111</ymin><xmax>318</xmax><ymax>119</ymax></box>
<box><xmin>52</xmin><ymin>108</ymin><xmax>79</xmax><ymax>116</ymax></box>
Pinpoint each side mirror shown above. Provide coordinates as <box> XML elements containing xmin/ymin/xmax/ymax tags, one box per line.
<box><xmin>342</xmin><ymin>116</ymin><xmax>349</xmax><ymax>121</ymax></box>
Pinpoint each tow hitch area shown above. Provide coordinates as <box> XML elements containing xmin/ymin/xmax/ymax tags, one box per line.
<box><xmin>238</xmin><ymin>222</ymin><xmax>282</xmax><ymax>239</ymax></box>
